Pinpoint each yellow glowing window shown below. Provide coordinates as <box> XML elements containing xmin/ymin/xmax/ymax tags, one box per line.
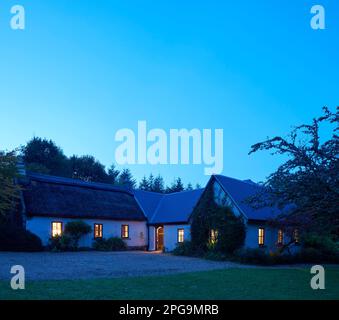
<box><xmin>51</xmin><ymin>222</ymin><xmax>62</xmax><ymax>238</ymax></box>
<box><xmin>94</xmin><ymin>224</ymin><xmax>103</xmax><ymax>239</ymax></box>
<box><xmin>210</xmin><ymin>229</ymin><xmax>218</xmax><ymax>244</ymax></box>
<box><xmin>277</xmin><ymin>229</ymin><xmax>284</xmax><ymax>245</ymax></box>
<box><xmin>258</xmin><ymin>228</ymin><xmax>265</xmax><ymax>246</ymax></box>
<box><xmin>293</xmin><ymin>229</ymin><xmax>299</xmax><ymax>244</ymax></box>
<box><xmin>121</xmin><ymin>225</ymin><xmax>129</xmax><ymax>239</ymax></box>
<box><xmin>177</xmin><ymin>229</ymin><xmax>184</xmax><ymax>243</ymax></box>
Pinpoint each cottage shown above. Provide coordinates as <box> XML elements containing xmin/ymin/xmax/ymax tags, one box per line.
<box><xmin>19</xmin><ymin>171</ymin><xmax>298</xmax><ymax>252</ymax></box>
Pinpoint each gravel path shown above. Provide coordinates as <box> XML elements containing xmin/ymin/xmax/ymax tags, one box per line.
<box><xmin>0</xmin><ymin>251</ymin><xmax>248</xmax><ymax>281</ymax></box>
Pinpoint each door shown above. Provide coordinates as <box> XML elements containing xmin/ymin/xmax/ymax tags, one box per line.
<box><xmin>156</xmin><ymin>226</ymin><xmax>164</xmax><ymax>251</ymax></box>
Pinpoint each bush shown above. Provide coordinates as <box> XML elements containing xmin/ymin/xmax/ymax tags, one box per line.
<box><xmin>172</xmin><ymin>241</ymin><xmax>196</xmax><ymax>256</ymax></box>
<box><xmin>48</xmin><ymin>221</ymin><xmax>92</xmax><ymax>252</ymax></box>
<box><xmin>293</xmin><ymin>234</ymin><xmax>339</xmax><ymax>263</ymax></box>
<box><xmin>93</xmin><ymin>237</ymin><xmax>127</xmax><ymax>251</ymax></box>
<box><xmin>234</xmin><ymin>248</ymin><xmax>273</xmax><ymax>265</ymax></box>
<box><xmin>297</xmin><ymin>247</ymin><xmax>324</xmax><ymax>263</ymax></box>
<box><xmin>0</xmin><ymin>224</ymin><xmax>43</xmax><ymax>252</ymax></box>
<box><xmin>64</xmin><ymin>220</ymin><xmax>92</xmax><ymax>248</ymax></box>
<box><xmin>48</xmin><ymin>234</ymin><xmax>73</xmax><ymax>252</ymax></box>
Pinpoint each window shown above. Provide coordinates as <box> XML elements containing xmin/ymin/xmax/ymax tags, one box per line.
<box><xmin>277</xmin><ymin>229</ymin><xmax>284</xmax><ymax>245</ymax></box>
<box><xmin>258</xmin><ymin>228</ymin><xmax>265</xmax><ymax>246</ymax></box>
<box><xmin>94</xmin><ymin>224</ymin><xmax>103</xmax><ymax>239</ymax></box>
<box><xmin>177</xmin><ymin>229</ymin><xmax>184</xmax><ymax>243</ymax></box>
<box><xmin>210</xmin><ymin>229</ymin><xmax>218</xmax><ymax>244</ymax></box>
<box><xmin>51</xmin><ymin>222</ymin><xmax>62</xmax><ymax>238</ymax></box>
<box><xmin>121</xmin><ymin>225</ymin><xmax>129</xmax><ymax>239</ymax></box>
<box><xmin>293</xmin><ymin>229</ymin><xmax>299</xmax><ymax>244</ymax></box>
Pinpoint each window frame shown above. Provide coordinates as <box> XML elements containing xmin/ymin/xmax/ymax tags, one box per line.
<box><xmin>293</xmin><ymin>229</ymin><xmax>300</xmax><ymax>245</ymax></box>
<box><xmin>121</xmin><ymin>224</ymin><xmax>129</xmax><ymax>239</ymax></box>
<box><xmin>177</xmin><ymin>228</ymin><xmax>184</xmax><ymax>243</ymax></box>
<box><xmin>277</xmin><ymin>229</ymin><xmax>284</xmax><ymax>246</ymax></box>
<box><xmin>94</xmin><ymin>223</ymin><xmax>103</xmax><ymax>239</ymax></box>
<box><xmin>51</xmin><ymin>221</ymin><xmax>63</xmax><ymax>238</ymax></box>
<box><xmin>258</xmin><ymin>228</ymin><xmax>265</xmax><ymax>247</ymax></box>
<box><xmin>210</xmin><ymin>229</ymin><xmax>218</xmax><ymax>244</ymax></box>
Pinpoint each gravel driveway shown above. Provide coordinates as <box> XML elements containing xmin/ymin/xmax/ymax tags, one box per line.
<box><xmin>0</xmin><ymin>251</ymin><xmax>245</xmax><ymax>281</ymax></box>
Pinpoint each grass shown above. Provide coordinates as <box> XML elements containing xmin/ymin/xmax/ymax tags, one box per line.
<box><xmin>1</xmin><ymin>268</ymin><xmax>338</xmax><ymax>300</ymax></box>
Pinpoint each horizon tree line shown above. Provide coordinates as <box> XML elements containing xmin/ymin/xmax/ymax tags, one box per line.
<box><xmin>19</xmin><ymin>137</ymin><xmax>201</xmax><ymax>193</ymax></box>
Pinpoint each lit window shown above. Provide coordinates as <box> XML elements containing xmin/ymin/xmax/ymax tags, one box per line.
<box><xmin>277</xmin><ymin>229</ymin><xmax>284</xmax><ymax>245</ymax></box>
<box><xmin>210</xmin><ymin>229</ymin><xmax>218</xmax><ymax>244</ymax></box>
<box><xmin>121</xmin><ymin>225</ymin><xmax>129</xmax><ymax>239</ymax></box>
<box><xmin>177</xmin><ymin>229</ymin><xmax>184</xmax><ymax>243</ymax></box>
<box><xmin>94</xmin><ymin>224</ymin><xmax>103</xmax><ymax>239</ymax></box>
<box><xmin>293</xmin><ymin>229</ymin><xmax>299</xmax><ymax>244</ymax></box>
<box><xmin>51</xmin><ymin>222</ymin><xmax>62</xmax><ymax>238</ymax></box>
<box><xmin>258</xmin><ymin>228</ymin><xmax>265</xmax><ymax>246</ymax></box>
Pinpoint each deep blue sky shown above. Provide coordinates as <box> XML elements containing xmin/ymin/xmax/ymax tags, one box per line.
<box><xmin>1</xmin><ymin>0</ymin><xmax>338</xmax><ymax>186</ymax></box>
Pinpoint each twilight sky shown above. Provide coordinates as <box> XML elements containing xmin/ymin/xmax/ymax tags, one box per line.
<box><xmin>1</xmin><ymin>0</ymin><xmax>338</xmax><ymax>186</ymax></box>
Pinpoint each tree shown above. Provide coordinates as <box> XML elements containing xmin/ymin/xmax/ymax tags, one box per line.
<box><xmin>0</xmin><ymin>151</ymin><xmax>21</xmax><ymax>222</ymax></box>
<box><xmin>147</xmin><ymin>174</ymin><xmax>154</xmax><ymax>191</ymax></box>
<box><xmin>248</xmin><ymin>107</ymin><xmax>339</xmax><ymax>240</ymax></box>
<box><xmin>118</xmin><ymin>169</ymin><xmax>136</xmax><ymax>189</ymax></box>
<box><xmin>190</xmin><ymin>182</ymin><xmax>246</xmax><ymax>254</ymax></box>
<box><xmin>195</xmin><ymin>183</ymin><xmax>202</xmax><ymax>189</ymax></box>
<box><xmin>69</xmin><ymin>155</ymin><xmax>109</xmax><ymax>183</ymax></box>
<box><xmin>107</xmin><ymin>164</ymin><xmax>120</xmax><ymax>185</ymax></box>
<box><xmin>166</xmin><ymin>177</ymin><xmax>185</xmax><ymax>193</ymax></box>
<box><xmin>64</xmin><ymin>220</ymin><xmax>92</xmax><ymax>250</ymax></box>
<box><xmin>186</xmin><ymin>183</ymin><xmax>193</xmax><ymax>191</ymax></box>
<box><xmin>152</xmin><ymin>175</ymin><xmax>165</xmax><ymax>193</ymax></box>
<box><xmin>22</xmin><ymin>137</ymin><xmax>70</xmax><ymax>176</ymax></box>
<box><xmin>139</xmin><ymin>176</ymin><xmax>150</xmax><ymax>190</ymax></box>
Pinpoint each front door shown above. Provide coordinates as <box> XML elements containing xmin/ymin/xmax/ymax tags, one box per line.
<box><xmin>156</xmin><ymin>226</ymin><xmax>164</xmax><ymax>251</ymax></box>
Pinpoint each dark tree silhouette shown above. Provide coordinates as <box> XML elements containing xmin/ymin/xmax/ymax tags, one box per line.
<box><xmin>107</xmin><ymin>164</ymin><xmax>120</xmax><ymax>185</ymax></box>
<box><xmin>70</xmin><ymin>155</ymin><xmax>109</xmax><ymax>183</ymax></box>
<box><xmin>248</xmin><ymin>107</ymin><xmax>339</xmax><ymax>239</ymax></box>
<box><xmin>22</xmin><ymin>137</ymin><xmax>70</xmax><ymax>176</ymax></box>
<box><xmin>118</xmin><ymin>169</ymin><xmax>136</xmax><ymax>189</ymax></box>
<box><xmin>152</xmin><ymin>175</ymin><xmax>165</xmax><ymax>193</ymax></box>
<box><xmin>139</xmin><ymin>176</ymin><xmax>150</xmax><ymax>190</ymax></box>
<box><xmin>0</xmin><ymin>151</ymin><xmax>20</xmax><ymax>221</ymax></box>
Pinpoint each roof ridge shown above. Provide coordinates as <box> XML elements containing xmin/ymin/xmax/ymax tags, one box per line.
<box><xmin>26</xmin><ymin>171</ymin><xmax>133</xmax><ymax>195</ymax></box>
<box><xmin>214</xmin><ymin>174</ymin><xmax>259</xmax><ymax>186</ymax></box>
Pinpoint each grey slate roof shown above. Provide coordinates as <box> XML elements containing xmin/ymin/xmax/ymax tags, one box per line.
<box><xmin>23</xmin><ymin>172</ymin><xmax>146</xmax><ymax>221</ymax></box>
<box><xmin>214</xmin><ymin>175</ymin><xmax>282</xmax><ymax>221</ymax></box>
<box><xmin>134</xmin><ymin>189</ymin><xmax>204</xmax><ymax>224</ymax></box>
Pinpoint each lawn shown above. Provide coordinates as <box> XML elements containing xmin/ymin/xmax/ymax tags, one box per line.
<box><xmin>1</xmin><ymin>268</ymin><xmax>338</xmax><ymax>300</ymax></box>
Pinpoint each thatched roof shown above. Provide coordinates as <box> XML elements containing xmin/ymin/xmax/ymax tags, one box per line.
<box><xmin>22</xmin><ymin>172</ymin><xmax>146</xmax><ymax>221</ymax></box>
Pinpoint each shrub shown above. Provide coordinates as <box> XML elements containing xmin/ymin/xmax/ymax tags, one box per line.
<box><xmin>293</xmin><ymin>234</ymin><xmax>339</xmax><ymax>263</ymax></box>
<box><xmin>48</xmin><ymin>221</ymin><xmax>92</xmax><ymax>252</ymax></box>
<box><xmin>297</xmin><ymin>247</ymin><xmax>324</xmax><ymax>263</ymax></box>
<box><xmin>48</xmin><ymin>234</ymin><xmax>73</xmax><ymax>252</ymax></box>
<box><xmin>172</xmin><ymin>241</ymin><xmax>196</xmax><ymax>256</ymax></box>
<box><xmin>0</xmin><ymin>224</ymin><xmax>43</xmax><ymax>252</ymax></box>
<box><xmin>234</xmin><ymin>248</ymin><xmax>273</xmax><ymax>265</ymax></box>
<box><xmin>64</xmin><ymin>220</ymin><xmax>92</xmax><ymax>249</ymax></box>
<box><xmin>301</xmin><ymin>233</ymin><xmax>338</xmax><ymax>261</ymax></box>
<box><xmin>93</xmin><ymin>237</ymin><xmax>127</xmax><ymax>251</ymax></box>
